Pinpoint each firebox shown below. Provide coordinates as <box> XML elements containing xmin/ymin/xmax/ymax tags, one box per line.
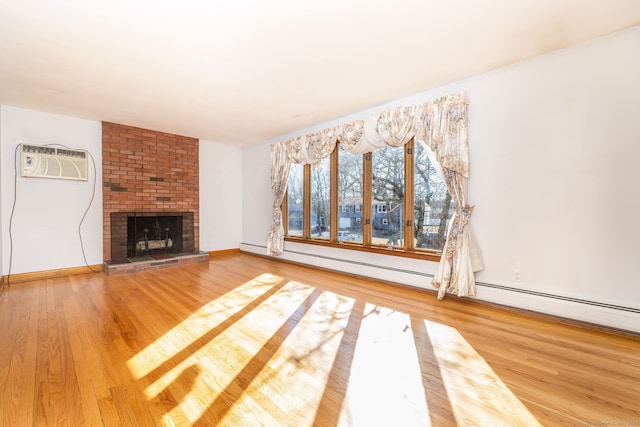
<box><xmin>109</xmin><ymin>212</ymin><xmax>195</xmax><ymax>262</ymax></box>
<box><xmin>128</xmin><ymin>215</ymin><xmax>182</xmax><ymax>257</ymax></box>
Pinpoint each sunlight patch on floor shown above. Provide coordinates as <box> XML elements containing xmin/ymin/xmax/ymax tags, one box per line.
<box><xmin>143</xmin><ymin>280</ymin><xmax>315</xmax><ymax>424</ymax></box>
<box><xmin>126</xmin><ymin>274</ymin><xmax>542</xmax><ymax>426</ymax></box>
<box><xmin>339</xmin><ymin>304</ymin><xmax>430</xmax><ymax>427</ymax></box>
<box><xmin>126</xmin><ymin>273</ymin><xmax>283</xmax><ymax>379</ymax></box>
<box><xmin>218</xmin><ymin>290</ymin><xmax>355</xmax><ymax>426</ymax></box>
<box><xmin>424</xmin><ymin>320</ymin><xmax>541</xmax><ymax>426</ymax></box>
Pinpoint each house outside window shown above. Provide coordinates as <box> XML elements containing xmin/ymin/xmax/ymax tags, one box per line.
<box><xmin>338</xmin><ymin>144</ymin><xmax>363</xmax><ymax>243</ymax></box>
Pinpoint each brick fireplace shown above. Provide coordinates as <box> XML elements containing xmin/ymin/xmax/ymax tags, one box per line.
<box><xmin>102</xmin><ymin>122</ymin><xmax>207</xmax><ymax>275</ymax></box>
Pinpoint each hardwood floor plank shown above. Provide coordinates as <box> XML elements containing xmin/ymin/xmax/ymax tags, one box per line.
<box><xmin>62</xmin><ymin>297</ymin><xmax>105</xmax><ymax>426</ymax></box>
<box><xmin>1</xmin><ymin>283</ymin><xmax>40</xmax><ymax>426</ymax></box>
<box><xmin>97</xmin><ymin>395</ymin><xmax>121</xmax><ymax>427</ymax></box>
<box><xmin>0</xmin><ymin>283</ymin><xmax>30</xmax><ymax>403</ymax></box>
<box><xmin>110</xmin><ymin>384</ymin><xmax>140</xmax><ymax>426</ymax></box>
<box><xmin>32</xmin><ymin>281</ymin><xmax>86</xmax><ymax>426</ymax></box>
<box><xmin>0</xmin><ymin>252</ymin><xmax>638</xmax><ymax>426</ymax></box>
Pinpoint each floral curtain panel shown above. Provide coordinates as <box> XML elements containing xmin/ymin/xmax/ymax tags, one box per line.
<box><xmin>267</xmin><ymin>91</ymin><xmax>484</xmax><ymax>298</ymax></box>
<box><xmin>414</xmin><ymin>93</ymin><xmax>484</xmax><ymax>299</ymax></box>
<box><xmin>266</xmin><ymin>142</ymin><xmax>292</xmax><ymax>256</ymax></box>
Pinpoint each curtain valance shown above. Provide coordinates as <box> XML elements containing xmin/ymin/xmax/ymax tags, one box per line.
<box><xmin>268</xmin><ymin>91</ymin><xmax>484</xmax><ymax>299</ymax></box>
<box><xmin>274</xmin><ymin>91</ymin><xmax>469</xmax><ymax>170</ymax></box>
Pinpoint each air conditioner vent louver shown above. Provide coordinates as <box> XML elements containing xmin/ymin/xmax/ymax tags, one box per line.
<box><xmin>20</xmin><ymin>143</ymin><xmax>88</xmax><ymax>181</ymax></box>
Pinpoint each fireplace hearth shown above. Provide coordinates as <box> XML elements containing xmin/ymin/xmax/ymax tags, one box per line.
<box><xmin>105</xmin><ymin>211</ymin><xmax>207</xmax><ymax>276</ymax></box>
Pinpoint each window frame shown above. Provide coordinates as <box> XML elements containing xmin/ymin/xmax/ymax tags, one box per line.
<box><xmin>283</xmin><ymin>138</ymin><xmax>443</xmax><ymax>262</ymax></box>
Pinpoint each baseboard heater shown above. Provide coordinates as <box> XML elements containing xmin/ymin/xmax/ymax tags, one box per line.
<box><xmin>241</xmin><ymin>242</ymin><xmax>640</xmax><ymax>315</ymax></box>
<box><xmin>476</xmin><ymin>281</ymin><xmax>640</xmax><ymax>314</ymax></box>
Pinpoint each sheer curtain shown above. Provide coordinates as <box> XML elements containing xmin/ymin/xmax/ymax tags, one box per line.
<box><xmin>267</xmin><ymin>91</ymin><xmax>484</xmax><ymax>298</ymax></box>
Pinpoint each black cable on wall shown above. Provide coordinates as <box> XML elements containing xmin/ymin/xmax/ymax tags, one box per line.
<box><xmin>3</xmin><ymin>143</ymin><xmax>99</xmax><ymax>291</ymax></box>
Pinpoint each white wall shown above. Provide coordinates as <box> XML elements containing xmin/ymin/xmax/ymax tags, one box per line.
<box><xmin>0</xmin><ymin>108</ymin><xmax>3</xmax><ymax>277</ymax></box>
<box><xmin>241</xmin><ymin>27</ymin><xmax>640</xmax><ymax>332</ymax></box>
<box><xmin>0</xmin><ymin>106</ymin><xmax>103</xmax><ymax>275</ymax></box>
<box><xmin>242</xmin><ymin>141</ymin><xmax>272</xmax><ymax>248</ymax></box>
<box><xmin>199</xmin><ymin>140</ymin><xmax>243</xmax><ymax>251</ymax></box>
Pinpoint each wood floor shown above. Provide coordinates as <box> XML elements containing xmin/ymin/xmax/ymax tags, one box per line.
<box><xmin>1</xmin><ymin>253</ymin><xmax>638</xmax><ymax>426</ymax></box>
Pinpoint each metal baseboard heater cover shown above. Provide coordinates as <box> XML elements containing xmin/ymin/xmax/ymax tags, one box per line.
<box><xmin>20</xmin><ymin>143</ymin><xmax>88</xmax><ymax>181</ymax></box>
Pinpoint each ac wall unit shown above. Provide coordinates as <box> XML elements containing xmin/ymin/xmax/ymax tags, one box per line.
<box><xmin>20</xmin><ymin>143</ymin><xmax>88</xmax><ymax>181</ymax></box>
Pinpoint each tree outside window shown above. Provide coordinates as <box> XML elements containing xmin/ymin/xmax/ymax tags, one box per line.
<box><xmin>287</xmin><ymin>163</ymin><xmax>303</xmax><ymax>236</ymax></box>
<box><xmin>372</xmin><ymin>145</ymin><xmax>404</xmax><ymax>247</ymax></box>
<box><xmin>413</xmin><ymin>142</ymin><xmax>454</xmax><ymax>250</ymax></box>
<box><xmin>338</xmin><ymin>144</ymin><xmax>363</xmax><ymax>243</ymax></box>
<box><xmin>311</xmin><ymin>157</ymin><xmax>330</xmax><ymax>238</ymax></box>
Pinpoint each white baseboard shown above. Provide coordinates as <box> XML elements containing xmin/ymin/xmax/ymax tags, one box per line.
<box><xmin>471</xmin><ymin>282</ymin><xmax>640</xmax><ymax>334</ymax></box>
<box><xmin>240</xmin><ymin>242</ymin><xmax>640</xmax><ymax>335</ymax></box>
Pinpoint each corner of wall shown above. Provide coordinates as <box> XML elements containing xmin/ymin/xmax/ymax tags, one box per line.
<box><xmin>0</xmin><ymin>104</ymin><xmax>4</xmax><ymax>276</ymax></box>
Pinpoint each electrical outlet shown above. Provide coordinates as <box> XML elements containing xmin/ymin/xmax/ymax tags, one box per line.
<box><xmin>513</xmin><ymin>270</ymin><xmax>522</xmax><ymax>282</ymax></box>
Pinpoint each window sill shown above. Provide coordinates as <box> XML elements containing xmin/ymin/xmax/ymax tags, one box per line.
<box><xmin>283</xmin><ymin>236</ymin><xmax>442</xmax><ymax>262</ymax></box>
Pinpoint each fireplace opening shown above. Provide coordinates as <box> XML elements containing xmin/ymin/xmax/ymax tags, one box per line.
<box><xmin>109</xmin><ymin>211</ymin><xmax>195</xmax><ymax>262</ymax></box>
<box><xmin>127</xmin><ymin>215</ymin><xmax>183</xmax><ymax>258</ymax></box>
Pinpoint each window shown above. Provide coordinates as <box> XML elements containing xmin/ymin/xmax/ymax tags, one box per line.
<box><xmin>284</xmin><ymin>139</ymin><xmax>453</xmax><ymax>260</ymax></box>
<box><xmin>372</xmin><ymin>145</ymin><xmax>404</xmax><ymax>247</ymax></box>
<box><xmin>338</xmin><ymin>144</ymin><xmax>363</xmax><ymax>243</ymax></box>
<box><xmin>311</xmin><ymin>157</ymin><xmax>331</xmax><ymax>238</ymax></box>
<box><xmin>287</xmin><ymin>163</ymin><xmax>304</xmax><ymax>237</ymax></box>
<box><xmin>413</xmin><ymin>141</ymin><xmax>453</xmax><ymax>250</ymax></box>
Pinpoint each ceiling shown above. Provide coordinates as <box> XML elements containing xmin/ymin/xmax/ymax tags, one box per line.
<box><xmin>1</xmin><ymin>1</ymin><xmax>639</xmax><ymax>147</ymax></box>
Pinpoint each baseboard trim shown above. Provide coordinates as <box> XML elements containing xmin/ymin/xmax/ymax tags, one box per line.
<box><xmin>239</xmin><ymin>242</ymin><xmax>640</xmax><ymax>334</ymax></box>
<box><xmin>1</xmin><ymin>265</ymin><xmax>103</xmax><ymax>285</ymax></box>
<box><xmin>209</xmin><ymin>248</ymin><xmax>241</xmax><ymax>257</ymax></box>
<box><xmin>476</xmin><ymin>281</ymin><xmax>640</xmax><ymax>314</ymax></box>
